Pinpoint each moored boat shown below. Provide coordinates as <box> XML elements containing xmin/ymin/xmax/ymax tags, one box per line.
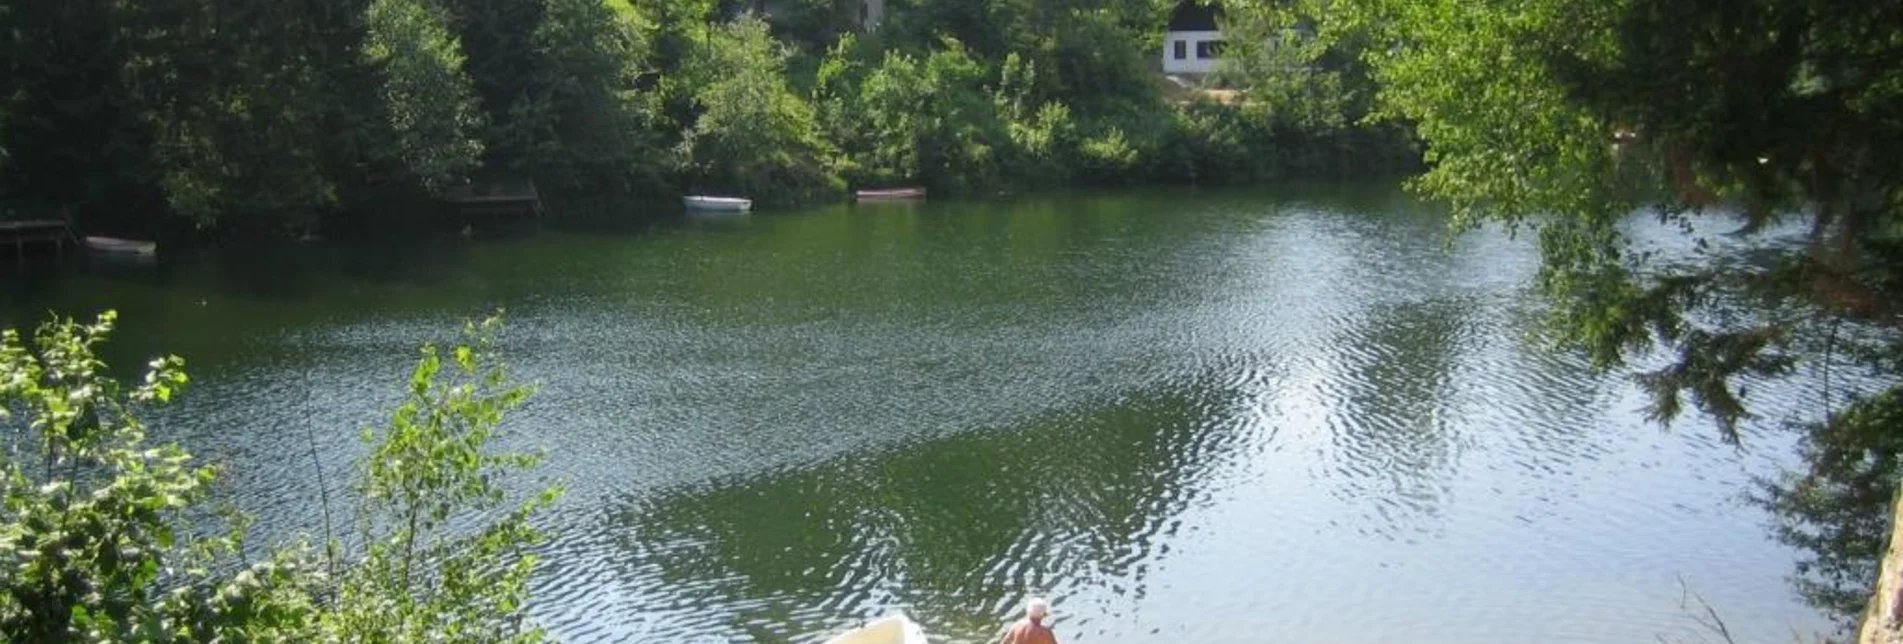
<box><xmin>855</xmin><ymin>187</ymin><xmax>926</xmax><ymax>201</ymax></box>
<box><xmin>83</xmin><ymin>236</ymin><xmax>157</xmax><ymax>256</ymax></box>
<box><xmin>822</xmin><ymin>614</ymin><xmax>928</xmax><ymax>644</ymax></box>
<box><xmin>683</xmin><ymin>195</ymin><xmax>752</xmax><ymax>212</ymax></box>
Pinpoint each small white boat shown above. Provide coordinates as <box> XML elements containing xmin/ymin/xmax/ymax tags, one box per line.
<box><xmin>83</xmin><ymin>236</ymin><xmax>157</xmax><ymax>256</ymax></box>
<box><xmin>683</xmin><ymin>195</ymin><xmax>752</xmax><ymax>212</ymax></box>
<box><xmin>823</xmin><ymin>614</ymin><xmax>928</xmax><ymax>644</ymax></box>
<box><xmin>855</xmin><ymin>187</ymin><xmax>926</xmax><ymax>201</ymax></box>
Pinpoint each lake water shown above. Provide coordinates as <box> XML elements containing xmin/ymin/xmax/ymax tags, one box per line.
<box><xmin>0</xmin><ymin>185</ymin><xmax>1838</xmax><ymax>642</ymax></box>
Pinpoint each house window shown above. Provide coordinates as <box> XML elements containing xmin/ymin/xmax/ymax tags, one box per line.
<box><xmin>1173</xmin><ymin>40</ymin><xmax>1188</xmax><ymax>60</ymax></box>
<box><xmin>1196</xmin><ymin>40</ymin><xmax>1224</xmax><ymax>59</ymax></box>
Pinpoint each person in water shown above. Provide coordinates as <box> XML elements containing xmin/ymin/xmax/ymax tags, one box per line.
<box><xmin>998</xmin><ymin>597</ymin><xmax>1058</xmax><ymax>644</ymax></box>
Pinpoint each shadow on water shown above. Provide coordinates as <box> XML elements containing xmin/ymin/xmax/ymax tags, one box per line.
<box><xmin>539</xmin><ymin>381</ymin><xmax>1239</xmax><ymax>643</ymax></box>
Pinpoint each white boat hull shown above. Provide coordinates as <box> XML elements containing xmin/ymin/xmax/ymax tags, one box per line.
<box><xmin>83</xmin><ymin>236</ymin><xmax>157</xmax><ymax>256</ymax></box>
<box><xmin>823</xmin><ymin>614</ymin><xmax>928</xmax><ymax>644</ymax></box>
<box><xmin>855</xmin><ymin>188</ymin><xmax>926</xmax><ymax>201</ymax></box>
<box><xmin>683</xmin><ymin>196</ymin><xmax>752</xmax><ymax>212</ymax></box>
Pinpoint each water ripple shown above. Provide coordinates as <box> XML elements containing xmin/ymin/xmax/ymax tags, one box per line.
<box><xmin>6</xmin><ymin>186</ymin><xmax>1858</xmax><ymax>643</ymax></box>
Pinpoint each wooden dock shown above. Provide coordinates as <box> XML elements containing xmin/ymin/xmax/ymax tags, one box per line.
<box><xmin>444</xmin><ymin>179</ymin><xmax>546</xmax><ymax>220</ymax></box>
<box><xmin>0</xmin><ymin>218</ymin><xmax>77</xmax><ymax>263</ymax></box>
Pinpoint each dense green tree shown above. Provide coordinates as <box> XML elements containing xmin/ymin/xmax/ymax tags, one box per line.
<box><xmin>438</xmin><ymin>0</ymin><xmax>545</xmax><ymax>170</ymax></box>
<box><xmin>880</xmin><ymin>0</ymin><xmax>1163</xmax><ymax>116</ymax></box>
<box><xmin>0</xmin><ymin>1</ymin><xmax>10</xmax><ymax>174</ymax></box>
<box><xmin>363</xmin><ymin>0</ymin><xmax>488</xmax><ymax>191</ymax></box>
<box><xmin>1037</xmin><ymin>1</ymin><xmax>1166</xmax><ymax>118</ymax></box>
<box><xmin>1145</xmin><ymin>100</ymin><xmax>1279</xmax><ymax>183</ymax></box>
<box><xmin>508</xmin><ymin>0</ymin><xmax>669</xmax><ymax>199</ymax></box>
<box><xmin>1214</xmin><ymin>7</ymin><xmax>1354</xmax><ymax>132</ymax></box>
<box><xmin>756</xmin><ymin>0</ymin><xmax>867</xmax><ymax>54</ymax></box>
<box><xmin>879</xmin><ymin>0</ymin><xmax>1018</xmax><ymax>61</ymax></box>
<box><xmin>0</xmin><ymin>0</ymin><xmax>159</xmax><ymax>222</ymax></box>
<box><xmin>991</xmin><ymin>53</ymin><xmax>1080</xmax><ymax>186</ymax></box>
<box><xmin>0</xmin><ymin>1</ymin><xmax>403</xmax><ymax>231</ymax></box>
<box><xmin>679</xmin><ymin>16</ymin><xmax>843</xmax><ymax>205</ymax></box>
<box><xmin>631</xmin><ymin>0</ymin><xmax>716</xmax><ymax>138</ymax></box>
<box><xmin>118</xmin><ymin>2</ymin><xmax>371</xmax><ymax>231</ymax></box>
<box><xmin>0</xmin><ymin>0</ymin><xmax>1411</xmax><ymax>229</ymax></box>
<box><xmin>820</xmin><ymin>39</ymin><xmax>1011</xmax><ymax>193</ymax></box>
<box><xmin>1247</xmin><ymin>0</ymin><xmax>1902</xmax><ymax>624</ymax></box>
<box><xmin>816</xmin><ymin>37</ymin><xmax>1099</xmax><ymax>194</ymax></box>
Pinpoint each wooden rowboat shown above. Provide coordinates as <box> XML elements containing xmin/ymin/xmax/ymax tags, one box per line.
<box><xmin>822</xmin><ymin>614</ymin><xmax>928</xmax><ymax>644</ymax></box>
<box><xmin>683</xmin><ymin>196</ymin><xmax>752</xmax><ymax>212</ymax></box>
<box><xmin>855</xmin><ymin>187</ymin><xmax>926</xmax><ymax>201</ymax></box>
<box><xmin>83</xmin><ymin>236</ymin><xmax>157</xmax><ymax>256</ymax></box>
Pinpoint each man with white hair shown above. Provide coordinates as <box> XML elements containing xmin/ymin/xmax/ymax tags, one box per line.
<box><xmin>997</xmin><ymin>597</ymin><xmax>1058</xmax><ymax>644</ymax></box>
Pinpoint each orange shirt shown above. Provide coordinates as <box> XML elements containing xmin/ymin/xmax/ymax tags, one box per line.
<box><xmin>999</xmin><ymin>618</ymin><xmax>1058</xmax><ymax>644</ymax></box>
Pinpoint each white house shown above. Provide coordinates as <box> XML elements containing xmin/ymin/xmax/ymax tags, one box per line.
<box><xmin>1162</xmin><ymin>1</ymin><xmax>1224</xmax><ymax>75</ymax></box>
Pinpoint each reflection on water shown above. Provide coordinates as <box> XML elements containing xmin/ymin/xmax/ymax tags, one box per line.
<box><xmin>0</xmin><ymin>184</ymin><xmax>1838</xmax><ymax>642</ymax></box>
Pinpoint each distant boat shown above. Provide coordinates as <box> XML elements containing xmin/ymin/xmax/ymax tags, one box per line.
<box><xmin>683</xmin><ymin>196</ymin><xmax>752</xmax><ymax>212</ymax></box>
<box><xmin>855</xmin><ymin>187</ymin><xmax>926</xmax><ymax>201</ymax></box>
<box><xmin>823</xmin><ymin>614</ymin><xmax>928</xmax><ymax>644</ymax></box>
<box><xmin>83</xmin><ymin>236</ymin><xmax>157</xmax><ymax>256</ymax></box>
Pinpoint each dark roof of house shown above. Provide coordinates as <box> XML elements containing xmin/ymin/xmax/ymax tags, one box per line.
<box><xmin>1167</xmin><ymin>1</ymin><xmax>1222</xmax><ymax>31</ymax></box>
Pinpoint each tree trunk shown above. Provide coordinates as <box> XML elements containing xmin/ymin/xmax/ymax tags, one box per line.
<box><xmin>1859</xmin><ymin>484</ymin><xmax>1903</xmax><ymax>644</ymax></box>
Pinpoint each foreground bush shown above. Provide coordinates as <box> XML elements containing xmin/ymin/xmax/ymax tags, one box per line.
<box><xmin>0</xmin><ymin>312</ymin><xmax>558</xmax><ymax>642</ymax></box>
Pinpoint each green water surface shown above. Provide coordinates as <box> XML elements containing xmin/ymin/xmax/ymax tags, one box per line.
<box><xmin>0</xmin><ymin>185</ymin><xmax>1832</xmax><ymax>643</ymax></box>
